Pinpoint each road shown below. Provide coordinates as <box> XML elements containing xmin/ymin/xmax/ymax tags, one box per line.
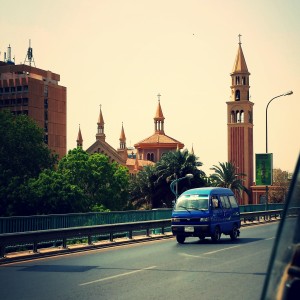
<box><xmin>0</xmin><ymin>222</ymin><xmax>278</xmax><ymax>300</ymax></box>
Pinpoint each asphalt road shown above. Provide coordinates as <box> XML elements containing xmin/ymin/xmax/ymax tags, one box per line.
<box><xmin>0</xmin><ymin>223</ymin><xmax>278</xmax><ymax>300</ymax></box>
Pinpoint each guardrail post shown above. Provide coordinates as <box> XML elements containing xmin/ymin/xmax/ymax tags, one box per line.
<box><xmin>162</xmin><ymin>227</ymin><xmax>165</xmax><ymax>235</ymax></box>
<box><xmin>0</xmin><ymin>246</ymin><xmax>5</xmax><ymax>258</ymax></box>
<box><xmin>33</xmin><ymin>241</ymin><xmax>38</xmax><ymax>253</ymax></box>
<box><xmin>146</xmin><ymin>228</ymin><xmax>150</xmax><ymax>237</ymax></box>
<box><xmin>88</xmin><ymin>235</ymin><xmax>92</xmax><ymax>245</ymax></box>
<box><xmin>62</xmin><ymin>238</ymin><xmax>67</xmax><ymax>249</ymax></box>
<box><xmin>110</xmin><ymin>233</ymin><xmax>114</xmax><ymax>242</ymax></box>
<box><xmin>128</xmin><ymin>230</ymin><xmax>133</xmax><ymax>239</ymax></box>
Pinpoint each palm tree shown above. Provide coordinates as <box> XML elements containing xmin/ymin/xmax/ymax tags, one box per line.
<box><xmin>155</xmin><ymin>150</ymin><xmax>206</xmax><ymax>202</ymax></box>
<box><xmin>210</xmin><ymin>162</ymin><xmax>248</xmax><ymax>197</ymax></box>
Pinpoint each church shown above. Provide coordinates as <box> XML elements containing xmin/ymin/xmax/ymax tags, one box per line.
<box><xmin>76</xmin><ymin>95</ymin><xmax>184</xmax><ymax>176</ymax></box>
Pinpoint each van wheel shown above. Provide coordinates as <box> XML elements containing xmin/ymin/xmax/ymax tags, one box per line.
<box><xmin>230</xmin><ymin>225</ymin><xmax>239</xmax><ymax>241</ymax></box>
<box><xmin>176</xmin><ymin>235</ymin><xmax>185</xmax><ymax>244</ymax></box>
<box><xmin>211</xmin><ymin>226</ymin><xmax>221</xmax><ymax>242</ymax></box>
<box><xmin>199</xmin><ymin>234</ymin><xmax>206</xmax><ymax>241</ymax></box>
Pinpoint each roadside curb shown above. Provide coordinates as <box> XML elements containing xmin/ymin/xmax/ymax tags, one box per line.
<box><xmin>0</xmin><ymin>234</ymin><xmax>174</xmax><ymax>265</ymax></box>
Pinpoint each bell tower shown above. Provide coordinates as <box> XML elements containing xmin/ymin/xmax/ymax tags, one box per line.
<box><xmin>227</xmin><ymin>35</ymin><xmax>254</xmax><ymax>204</ymax></box>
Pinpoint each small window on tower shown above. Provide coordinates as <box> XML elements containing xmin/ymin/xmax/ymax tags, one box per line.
<box><xmin>235</xmin><ymin>90</ymin><xmax>240</xmax><ymax>101</ymax></box>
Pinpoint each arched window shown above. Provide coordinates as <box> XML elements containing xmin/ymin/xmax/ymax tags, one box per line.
<box><xmin>240</xmin><ymin>110</ymin><xmax>244</xmax><ymax>123</ymax></box>
<box><xmin>150</xmin><ymin>153</ymin><xmax>154</xmax><ymax>161</ymax></box>
<box><xmin>236</xmin><ymin>110</ymin><xmax>240</xmax><ymax>123</ymax></box>
<box><xmin>235</xmin><ymin>90</ymin><xmax>240</xmax><ymax>101</ymax></box>
<box><xmin>231</xmin><ymin>111</ymin><xmax>236</xmax><ymax>123</ymax></box>
<box><xmin>235</xmin><ymin>76</ymin><xmax>240</xmax><ymax>85</ymax></box>
<box><xmin>147</xmin><ymin>153</ymin><xmax>151</xmax><ymax>160</ymax></box>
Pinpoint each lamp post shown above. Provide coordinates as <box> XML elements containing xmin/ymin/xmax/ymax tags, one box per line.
<box><xmin>170</xmin><ymin>174</ymin><xmax>194</xmax><ymax>201</ymax></box>
<box><xmin>265</xmin><ymin>90</ymin><xmax>293</xmax><ymax>209</ymax></box>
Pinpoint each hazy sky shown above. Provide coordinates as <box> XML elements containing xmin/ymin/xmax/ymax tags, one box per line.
<box><xmin>1</xmin><ymin>0</ymin><xmax>299</xmax><ymax>175</ymax></box>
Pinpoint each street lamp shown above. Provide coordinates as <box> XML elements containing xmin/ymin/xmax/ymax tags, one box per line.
<box><xmin>266</xmin><ymin>90</ymin><xmax>293</xmax><ymax>153</ymax></box>
<box><xmin>170</xmin><ymin>173</ymin><xmax>194</xmax><ymax>201</ymax></box>
<box><xmin>265</xmin><ymin>90</ymin><xmax>293</xmax><ymax>208</ymax></box>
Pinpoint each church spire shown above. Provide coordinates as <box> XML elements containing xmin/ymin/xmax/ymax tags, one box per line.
<box><xmin>232</xmin><ymin>34</ymin><xmax>249</xmax><ymax>74</ymax></box>
<box><xmin>119</xmin><ymin>122</ymin><xmax>126</xmax><ymax>149</ymax></box>
<box><xmin>230</xmin><ymin>35</ymin><xmax>251</xmax><ymax>102</ymax></box>
<box><xmin>154</xmin><ymin>93</ymin><xmax>165</xmax><ymax>134</ymax></box>
<box><xmin>76</xmin><ymin>124</ymin><xmax>83</xmax><ymax>148</ymax></box>
<box><xmin>96</xmin><ymin>105</ymin><xmax>106</xmax><ymax>141</ymax></box>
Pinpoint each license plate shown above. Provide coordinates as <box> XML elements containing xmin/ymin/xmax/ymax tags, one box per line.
<box><xmin>184</xmin><ymin>226</ymin><xmax>194</xmax><ymax>232</ymax></box>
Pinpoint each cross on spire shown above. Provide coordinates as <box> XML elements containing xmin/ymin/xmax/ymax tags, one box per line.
<box><xmin>238</xmin><ymin>34</ymin><xmax>242</xmax><ymax>45</ymax></box>
<box><xmin>157</xmin><ymin>93</ymin><xmax>161</xmax><ymax>101</ymax></box>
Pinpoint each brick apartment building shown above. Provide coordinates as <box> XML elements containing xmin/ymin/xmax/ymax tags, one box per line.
<box><xmin>0</xmin><ymin>55</ymin><xmax>66</xmax><ymax>159</ymax></box>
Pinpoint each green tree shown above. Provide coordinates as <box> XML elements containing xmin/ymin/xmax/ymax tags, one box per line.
<box><xmin>269</xmin><ymin>169</ymin><xmax>291</xmax><ymax>203</ymax></box>
<box><xmin>19</xmin><ymin>170</ymin><xmax>88</xmax><ymax>215</ymax></box>
<box><xmin>209</xmin><ymin>162</ymin><xmax>248</xmax><ymax>198</ymax></box>
<box><xmin>0</xmin><ymin>110</ymin><xmax>57</xmax><ymax>216</ymax></box>
<box><xmin>129</xmin><ymin>165</ymin><xmax>157</xmax><ymax>209</ymax></box>
<box><xmin>58</xmin><ymin>148</ymin><xmax>130</xmax><ymax>211</ymax></box>
<box><xmin>130</xmin><ymin>150</ymin><xmax>206</xmax><ymax>208</ymax></box>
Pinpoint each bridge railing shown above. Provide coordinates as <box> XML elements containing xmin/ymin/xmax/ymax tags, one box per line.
<box><xmin>0</xmin><ymin>209</ymin><xmax>287</xmax><ymax>259</ymax></box>
<box><xmin>0</xmin><ymin>204</ymin><xmax>285</xmax><ymax>234</ymax></box>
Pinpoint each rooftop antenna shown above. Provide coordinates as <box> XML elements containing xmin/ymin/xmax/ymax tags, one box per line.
<box><xmin>24</xmin><ymin>39</ymin><xmax>35</xmax><ymax>67</ymax></box>
<box><xmin>5</xmin><ymin>44</ymin><xmax>15</xmax><ymax>65</ymax></box>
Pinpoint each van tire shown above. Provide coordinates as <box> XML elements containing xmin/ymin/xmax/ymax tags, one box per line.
<box><xmin>176</xmin><ymin>235</ymin><xmax>185</xmax><ymax>244</ymax></box>
<box><xmin>211</xmin><ymin>226</ymin><xmax>221</xmax><ymax>242</ymax></box>
<box><xmin>230</xmin><ymin>225</ymin><xmax>239</xmax><ymax>241</ymax></box>
<box><xmin>199</xmin><ymin>234</ymin><xmax>206</xmax><ymax>241</ymax></box>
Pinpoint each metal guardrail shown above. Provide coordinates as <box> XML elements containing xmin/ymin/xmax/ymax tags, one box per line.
<box><xmin>240</xmin><ymin>209</ymin><xmax>283</xmax><ymax>222</ymax></box>
<box><xmin>0</xmin><ymin>219</ymin><xmax>170</xmax><ymax>258</ymax></box>
<box><xmin>0</xmin><ymin>209</ymin><xmax>287</xmax><ymax>259</ymax></box>
<box><xmin>0</xmin><ymin>204</ymin><xmax>285</xmax><ymax>234</ymax></box>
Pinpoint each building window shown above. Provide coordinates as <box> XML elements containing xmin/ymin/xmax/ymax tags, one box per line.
<box><xmin>17</xmin><ymin>86</ymin><xmax>22</xmax><ymax>92</ymax></box>
<box><xmin>231</xmin><ymin>111</ymin><xmax>236</xmax><ymax>123</ymax></box>
<box><xmin>235</xmin><ymin>90</ymin><xmax>240</xmax><ymax>101</ymax></box>
<box><xmin>147</xmin><ymin>153</ymin><xmax>155</xmax><ymax>161</ymax></box>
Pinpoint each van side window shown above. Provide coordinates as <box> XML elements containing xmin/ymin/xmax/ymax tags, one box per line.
<box><xmin>220</xmin><ymin>196</ymin><xmax>231</xmax><ymax>209</ymax></box>
<box><xmin>211</xmin><ymin>196</ymin><xmax>219</xmax><ymax>209</ymax></box>
<box><xmin>228</xmin><ymin>195</ymin><xmax>238</xmax><ymax>208</ymax></box>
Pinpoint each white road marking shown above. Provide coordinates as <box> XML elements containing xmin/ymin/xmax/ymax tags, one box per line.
<box><xmin>79</xmin><ymin>266</ymin><xmax>157</xmax><ymax>286</ymax></box>
<box><xmin>179</xmin><ymin>237</ymin><xmax>276</xmax><ymax>257</ymax></box>
<box><xmin>204</xmin><ymin>245</ymin><xmax>242</xmax><ymax>255</ymax></box>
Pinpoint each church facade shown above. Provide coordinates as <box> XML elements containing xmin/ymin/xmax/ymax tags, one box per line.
<box><xmin>77</xmin><ymin>95</ymin><xmax>184</xmax><ymax>175</ymax></box>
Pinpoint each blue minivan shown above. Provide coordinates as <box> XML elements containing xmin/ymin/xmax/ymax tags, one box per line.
<box><xmin>171</xmin><ymin>187</ymin><xmax>241</xmax><ymax>243</ymax></box>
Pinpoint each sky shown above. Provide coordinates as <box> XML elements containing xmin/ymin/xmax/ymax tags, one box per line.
<box><xmin>1</xmin><ymin>0</ymin><xmax>299</xmax><ymax>176</ymax></box>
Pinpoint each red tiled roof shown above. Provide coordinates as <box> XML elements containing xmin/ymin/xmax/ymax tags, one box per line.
<box><xmin>134</xmin><ymin>133</ymin><xmax>184</xmax><ymax>147</ymax></box>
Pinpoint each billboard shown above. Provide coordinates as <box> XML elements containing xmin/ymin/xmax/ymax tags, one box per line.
<box><xmin>256</xmin><ymin>153</ymin><xmax>273</xmax><ymax>186</ymax></box>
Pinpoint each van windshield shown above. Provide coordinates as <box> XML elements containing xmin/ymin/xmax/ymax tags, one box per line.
<box><xmin>175</xmin><ymin>194</ymin><xmax>209</xmax><ymax>211</ymax></box>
